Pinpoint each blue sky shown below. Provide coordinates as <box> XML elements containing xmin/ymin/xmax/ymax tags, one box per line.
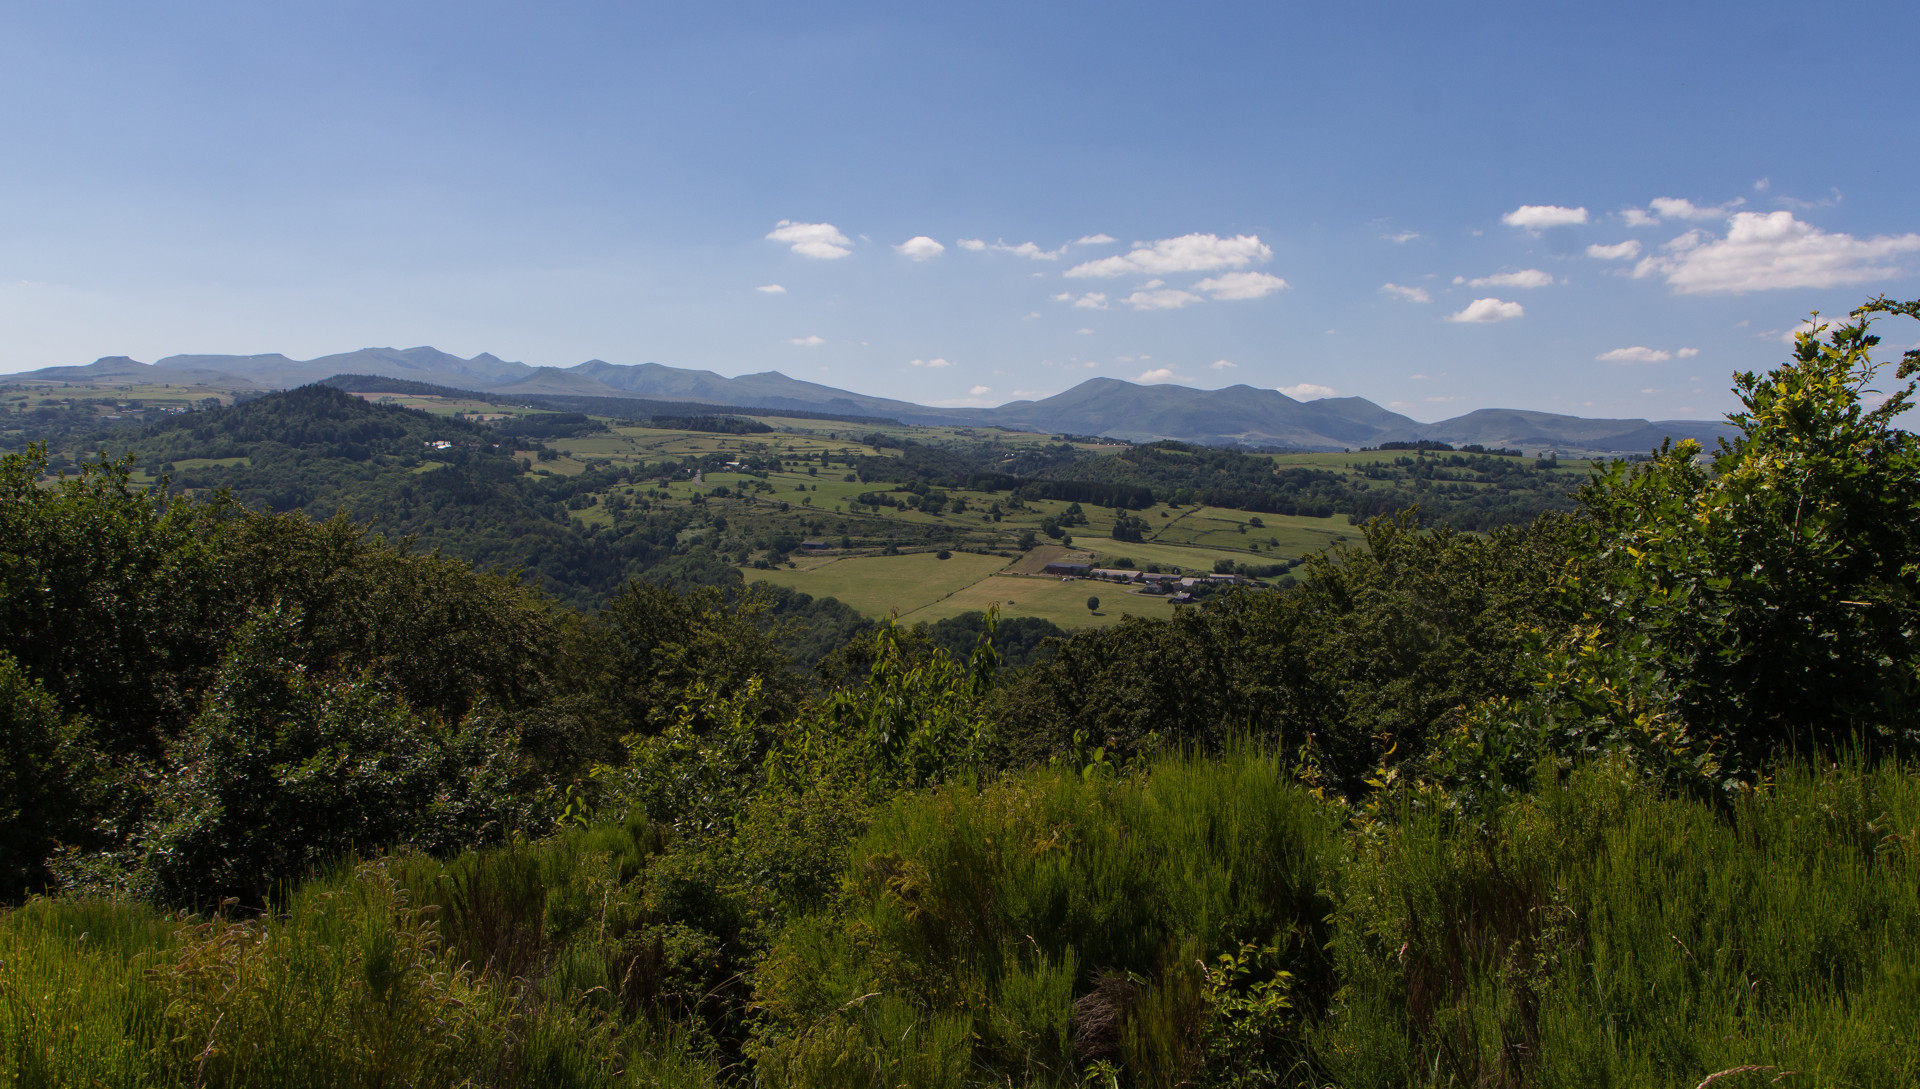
<box><xmin>3</xmin><ymin>0</ymin><xmax>1916</xmax><ymax>421</ymax></box>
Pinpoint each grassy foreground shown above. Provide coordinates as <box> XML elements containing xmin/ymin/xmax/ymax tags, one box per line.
<box><xmin>6</xmin><ymin>750</ymin><xmax>1916</xmax><ymax>1088</ymax></box>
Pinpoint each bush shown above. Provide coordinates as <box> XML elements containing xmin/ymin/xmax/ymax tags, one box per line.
<box><xmin>752</xmin><ymin>749</ymin><xmax>1339</xmax><ymax>1085</ymax></box>
<box><xmin>1316</xmin><ymin>756</ymin><xmax>1920</xmax><ymax>1087</ymax></box>
<box><xmin>0</xmin><ymin>652</ymin><xmax>107</xmax><ymax>896</ymax></box>
<box><xmin>136</xmin><ymin>608</ymin><xmax>533</xmax><ymax>907</ymax></box>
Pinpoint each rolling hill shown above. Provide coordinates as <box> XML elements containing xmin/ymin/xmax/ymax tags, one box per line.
<box><xmin>7</xmin><ymin>348</ymin><xmax>1738</xmax><ymax>453</ymax></box>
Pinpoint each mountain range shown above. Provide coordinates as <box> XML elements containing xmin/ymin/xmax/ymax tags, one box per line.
<box><xmin>7</xmin><ymin>347</ymin><xmax>1737</xmax><ymax>454</ymax></box>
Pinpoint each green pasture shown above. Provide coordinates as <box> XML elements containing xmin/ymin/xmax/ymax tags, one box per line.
<box><xmin>1070</xmin><ymin>535</ymin><xmax>1268</xmax><ymax>573</ymax></box>
<box><xmin>0</xmin><ymin>380</ymin><xmax>238</xmax><ymax>406</ymax></box>
<box><xmin>356</xmin><ymin>393</ymin><xmax>525</xmax><ymax>416</ymax></box>
<box><xmin>1150</xmin><ymin>506</ymin><xmax>1351</xmax><ymax>555</ymax></box>
<box><xmin>898</xmin><ymin>572</ymin><xmax>1177</xmax><ymax>630</ymax></box>
<box><xmin>743</xmin><ymin>549</ymin><xmax>1011</xmax><ymax>617</ymax></box>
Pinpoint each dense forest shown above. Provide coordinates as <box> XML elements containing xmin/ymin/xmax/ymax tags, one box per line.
<box><xmin>3</xmin><ymin>298</ymin><xmax>1919</xmax><ymax>1087</ymax></box>
<box><xmin>843</xmin><ymin>433</ymin><xmax>1582</xmax><ymax>530</ymax></box>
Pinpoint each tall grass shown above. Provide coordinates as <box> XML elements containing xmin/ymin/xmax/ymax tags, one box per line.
<box><xmin>0</xmin><ymin>823</ymin><xmax>719</xmax><ymax>1088</ymax></box>
<box><xmin>1318</xmin><ymin>756</ymin><xmax>1920</xmax><ymax>1088</ymax></box>
<box><xmin>752</xmin><ymin>748</ymin><xmax>1342</xmax><ymax>1087</ymax></box>
<box><xmin>6</xmin><ymin>753</ymin><xmax>1918</xmax><ymax>1087</ymax></box>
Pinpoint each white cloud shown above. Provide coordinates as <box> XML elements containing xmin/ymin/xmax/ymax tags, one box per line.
<box><xmin>1502</xmin><ymin>204</ymin><xmax>1589</xmax><ymax>230</ymax></box>
<box><xmin>1135</xmin><ymin>367</ymin><xmax>1178</xmax><ymax>383</ymax></box>
<box><xmin>1648</xmin><ymin>196</ymin><xmax>1745</xmax><ymax>221</ymax></box>
<box><xmin>1620</xmin><ymin>208</ymin><xmax>1659</xmax><ymax>228</ymax></box>
<box><xmin>1074</xmin><ymin>233</ymin><xmax>1117</xmax><ymax>245</ymax></box>
<box><xmin>785</xmin><ymin>335</ymin><xmax>826</xmax><ymax>347</ymax></box>
<box><xmin>964</xmin><ymin>238</ymin><xmax>1064</xmax><ymax>260</ymax></box>
<box><xmin>755</xmin><ymin>284</ymin><xmax>787</xmax><ymax>293</ymax></box>
<box><xmin>1632</xmin><ymin>211</ymin><xmax>1920</xmax><ymax>294</ymax></box>
<box><xmin>896</xmin><ymin>236</ymin><xmax>945</xmax><ymax>260</ymax></box>
<box><xmin>766</xmin><ymin>220</ymin><xmax>852</xmax><ymax>259</ymax></box>
<box><xmin>1380</xmin><ymin>282</ymin><xmax>1431</xmax><ymax>303</ymax></box>
<box><xmin>1277</xmin><ymin>383</ymin><xmax>1335</xmax><ymax>400</ymax></box>
<box><xmin>1384</xmin><ymin>231</ymin><xmax>1421</xmax><ymax>244</ymax></box>
<box><xmin>1775</xmin><ymin>316</ymin><xmax>1846</xmax><ymax>345</ymax></box>
<box><xmin>1076</xmin><ymin>327</ymin><xmax>1095</xmax><ymax>335</ymax></box>
<box><xmin>1597</xmin><ymin>346</ymin><xmax>1672</xmax><ymax>364</ymax></box>
<box><xmin>1064</xmin><ymin>292</ymin><xmax>1109</xmax><ymax>310</ymax></box>
<box><xmin>1677</xmin><ymin>347</ymin><xmax>1700</xmax><ymax>358</ymax></box>
<box><xmin>969</xmin><ymin>385</ymin><xmax>992</xmax><ymax>396</ymax></box>
<box><xmin>1446</xmin><ymin>298</ymin><xmax>1525</xmax><ymax>323</ymax></box>
<box><xmin>1468</xmin><ymin>268</ymin><xmax>1554</xmax><ymax>289</ymax></box>
<box><xmin>1587</xmin><ymin>240</ymin><xmax>1641</xmax><ymax>260</ymax></box>
<box><xmin>1124</xmin><ymin>287</ymin><xmax>1204</xmax><ymax>311</ymax></box>
<box><xmin>910</xmin><ymin>358</ymin><xmax>953</xmax><ymax>368</ymax></box>
<box><xmin>1066</xmin><ymin>233</ymin><xmax>1272</xmax><ymax>278</ymax></box>
<box><xmin>1195</xmin><ymin>270</ymin><xmax>1289</xmax><ymax>300</ymax></box>
<box><xmin>1209</xmin><ymin>359</ymin><xmax>1237</xmax><ymax>370</ymax></box>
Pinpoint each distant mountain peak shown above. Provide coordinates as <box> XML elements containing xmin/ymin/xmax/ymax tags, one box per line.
<box><xmin>5</xmin><ymin>344</ymin><xmax>1737</xmax><ymax>454</ymax></box>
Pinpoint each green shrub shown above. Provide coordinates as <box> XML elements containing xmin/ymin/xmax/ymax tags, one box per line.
<box><xmin>1315</xmin><ymin>756</ymin><xmax>1920</xmax><ymax>1088</ymax></box>
<box><xmin>752</xmin><ymin>748</ymin><xmax>1340</xmax><ymax>1087</ymax></box>
<box><xmin>136</xmin><ymin>607</ymin><xmax>534</xmax><ymax>906</ymax></box>
<box><xmin>0</xmin><ymin>652</ymin><xmax>108</xmax><ymax>896</ymax></box>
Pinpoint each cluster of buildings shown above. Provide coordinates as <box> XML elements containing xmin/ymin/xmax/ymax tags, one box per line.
<box><xmin>1040</xmin><ymin>561</ymin><xmax>1253</xmax><ymax>602</ymax></box>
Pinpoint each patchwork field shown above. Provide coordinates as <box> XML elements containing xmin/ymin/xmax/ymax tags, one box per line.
<box><xmin>742</xmin><ymin>550</ymin><xmax>1011</xmax><ymax>617</ymax></box>
<box><xmin>743</xmin><ymin>546</ymin><xmax>1228</xmax><ymax>631</ymax></box>
<box><xmin>1148</xmin><ymin>507</ymin><xmax>1352</xmax><ymax>555</ymax></box>
<box><xmin>898</xmin><ymin>572</ymin><xmax>1178</xmax><ymax>630</ymax></box>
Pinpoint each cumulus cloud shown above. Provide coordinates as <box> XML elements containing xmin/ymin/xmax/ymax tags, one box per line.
<box><xmin>1677</xmin><ymin>347</ymin><xmax>1700</xmax><ymax>358</ymax></box>
<box><xmin>1195</xmin><ymin>270</ymin><xmax>1289</xmax><ymax>300</ymax></box>
<box><xmin>1055</xmin><ymin>291</ymin><xmax>1109</xmax><ymax>309</ymax></box>
<box><xmin>1066</xmin><ymin>233</ymin><xmax>1272</xmax><ymax>278</ymax></box>
<box><xmin>1446</xmin><ymin>298</ymin><xmax>1525</xmax><ymax>323</ymax></box>
<box><xmin>766</xmin><ymin>220</ymin><xmax>852</xmax><ymax>259</ymax></box>
<box><xmin>1468</xmin><ymin>269</ymin><xmax>1554</xmax><ymax>289</ymax></box>
<box><xmin>1278</xmin><ymin>383</ymin><xmax>1336</xmax><ymax>400</ymax></box>
<box><xmin>1632</xmin><ymin>211</ymin><xmax>1920</xmax><ymax>294</ymax></box>
<box><xmin>896</xmin><ymin>236</ymin><xmax>945</xmax><ymax>260</ymax></box>
<box><xmin>1587</xmin><ymin>240</ymin><xmax>1641</xmax><ymax>260</ymax></box>
<box><xmin>1076</xmin><ymin>327</ymin><xmax>1095</xmax><ymax>335</ymax></box>
<box><xmin>1620</xmin><ymin>208</ymin><xmax>1659</xmax><ymax>228</ymax></box>
<box><xmin>910</xmin><ymin>357</ymin><xmax>952</xmax><ymax>368</ymax></box>
<box><xmin>1380</xmin><ymin>282</ymin><xmax>1431</xmax><ymax>303</ymax></box>
<box><xmin>785</xmin><ymin>335</ymin><xmax>826</xmax><ymax>347</ymax></box>
<box><xmin>755</xmin><ymin>284</ymin><xmax>787</xmax><ymax>293</ymax></box>
<box><xmin>1123</xmin><ymin>287</ymin><xmax>1204</xmax><ymax>310</ymax></box>
<box><xmin>969</xmin><ymin>385</ymin><xmax>992</xmax><ymax>396</ymax></box>
<box><xmin>1648</xmin><ymin>196</ymin><xmax>1745</xmax><ymax>221</ymax></box>
<box><xmin>1135</xmin><ymin>367</ymin><xmax>1179</xmax><ymax>383</ymax></box>
<box><xmin>1074</xmin><ymin>233</ymin><xmax>1117</xmax><ymax>245</ymax></box>
<box><xmin>1384</xmin><ymin>231</ymin><xmax>1421</xmax><ymax>244</ymax></box>
<box><xmin>963</xmin><ymin>238</ymin><xmax>1064</xmax><ymax>260</ymax></box>
<box><xmin>1209</xmin><ymin>359</ymin><xmax>1238</xmax><ymax>370</ymax></box>
<box><xmin>1502</xmin><ymin>205</ymin><xmax>1589</xmax><ymax>230</ymax></box>
<box><xmin>1597</xmin><ymin>346</ymin><xmax>1672</xmax><ymax>364</ymax></box>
